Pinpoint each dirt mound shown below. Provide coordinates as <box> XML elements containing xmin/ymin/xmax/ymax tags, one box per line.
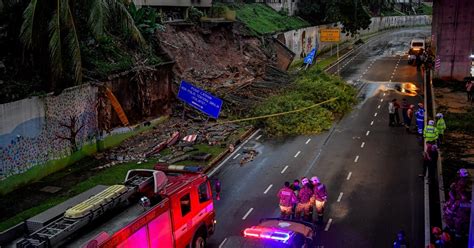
<box><xmin>157</xmin><ymin>24</ymin><xmax>269</xmax><ymax>91</ymax></box>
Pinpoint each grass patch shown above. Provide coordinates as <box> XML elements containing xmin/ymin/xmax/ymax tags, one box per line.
<box><xmin>0</xmin><ymin>159</ymin><xmax>158</xmax><ymax>232</ymax></box>
<box><xmin>252</xmin><ymin>66</ymin><xmax>357</xmax><ymax>136</ymax></box>
<box><xmin>437</xmin><ymin>107</ymin><xmax>474</xmax><ymax>133</ymax></box>
<box><xmin>227</xmin><ymin>3</ymin><xmax>310</xmax><ymax>35</ymax></box>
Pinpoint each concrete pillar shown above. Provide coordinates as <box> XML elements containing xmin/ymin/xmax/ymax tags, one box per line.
<box><xmin>433</xmin><ymin>0</ymin><xmax>474</xmax><ymax>80</ymax></box>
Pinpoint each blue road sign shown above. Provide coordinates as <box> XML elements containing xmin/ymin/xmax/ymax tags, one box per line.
<box><xmin>304</xmin><ymin>48</ymin><xmax>317</xmax><ymax>65</ymax></box>
<box><xmin>178</xmin><ymin>81</ymin><xmax>223</xmax><ymax>119</ymax></box>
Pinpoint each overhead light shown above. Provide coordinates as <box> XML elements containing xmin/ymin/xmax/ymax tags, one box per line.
<box><xmin>470</xmin><ymin>54</ymin><xmax>474</xmax><ymax>59</ymax></box>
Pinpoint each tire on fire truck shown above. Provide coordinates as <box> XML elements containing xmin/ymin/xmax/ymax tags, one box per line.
<box><xmin>192</xmin><ymin>226</ymin><xmax>207</xmax><ymax>248</ymax></box>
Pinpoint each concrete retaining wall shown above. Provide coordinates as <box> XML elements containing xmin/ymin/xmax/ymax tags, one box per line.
<box><xmin>278</xmin><ymin>15</ymin><xmax>432</xmax><ymax>59</ymax></box>
<box><xmin>0</xmin><ymin>66</ymin><xmax>173</xmax><ymax>182</ymax></box>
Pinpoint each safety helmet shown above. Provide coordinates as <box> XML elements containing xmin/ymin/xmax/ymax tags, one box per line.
<box><xmin>418</xmin><ymin>103</ymin><xmax>424</xmax><ymax>108</ymax></box>
<box><xmin>432</xmin><ymin>227</ymin><xmax>442</xmax><ymax>235</ymax></box>
<box><xmin>310</xmin><ymin>176</ymin><xmax>320</xmax><ymax>184</ymax></box>
<box><xmin>301</xmin><ymin>177</ymin><xmax>310</xmax><ymax>185</ymax></box>
<box><xmin>436</xmin><ymin>113</ymin><xmax>443</xmax><ymax>118</ymax></box>
<box><xmin>441</xmin><ymin>232</ymin><xmax>451</xmax><ymax>242</ymax></box>
<box><xmin>428</xmin><ymin>120</ymin><xmax>435</xmax><ymax>125</ymax></box>
<box><xmin>459</xmin><ymin>168</ymin><xmax>469</xmax><ymax>177</ymax></box>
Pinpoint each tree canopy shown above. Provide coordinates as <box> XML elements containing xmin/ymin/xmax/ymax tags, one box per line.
<box><xmin>296</xmin><ymin>0</ymin><xmax>374</xmax><ymax>36</ymax></box>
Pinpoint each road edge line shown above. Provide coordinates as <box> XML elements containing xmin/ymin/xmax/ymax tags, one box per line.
<box><xmin>207</xmin><ymin>129</ymin><xmax>261</xmax><ymax>177</ymax></box>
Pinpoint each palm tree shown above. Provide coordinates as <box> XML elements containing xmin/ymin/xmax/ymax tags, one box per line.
<box><xmin>19</xmin><ymin>0</ymin><xmax>145</xmax><ymax>89</ymax></box>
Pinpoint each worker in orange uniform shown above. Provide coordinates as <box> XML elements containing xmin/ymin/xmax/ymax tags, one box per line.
<box><xmin>277</xmin><ymin>181</ymin><xmax>297</xmax><ymax>219</ymax></box>
<box><xmin>311</xmin><ymin>176</ymin><xmax>328</xmax><ymax>223</ymax></box>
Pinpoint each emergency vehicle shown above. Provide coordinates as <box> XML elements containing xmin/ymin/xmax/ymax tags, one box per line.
<box><xmin>16</xmin><ymin>164</ymin><xmax>216</xmax><ymax>248</ymax></box>
<box><xmin>222</xmin><ymin>218</ymin><xmax>316</xmax><ymax>248</ymax></box>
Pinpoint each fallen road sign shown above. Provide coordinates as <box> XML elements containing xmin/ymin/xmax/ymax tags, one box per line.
<box><xmin>178</xmin><ymin>81</ymin><xmax>223</xmax><ymax>119</ymax></box>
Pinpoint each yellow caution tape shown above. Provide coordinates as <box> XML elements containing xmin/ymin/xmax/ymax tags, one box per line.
<box><xmin>219</xmin><ymin>97</ymin><xmax>339</xmax><ymax>124</ymax></box>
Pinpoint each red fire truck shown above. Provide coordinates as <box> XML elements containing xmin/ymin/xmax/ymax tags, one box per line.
<box><xmin>17</xmin><ymin>164</ymin><xmax>216</xmax><ymax>248</ymax></box>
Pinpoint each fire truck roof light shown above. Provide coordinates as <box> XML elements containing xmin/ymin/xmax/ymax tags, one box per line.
<box><xmin>243</xmin><ymin>227</ymin><xmax>291</xmax><ymax>242</ymax></box>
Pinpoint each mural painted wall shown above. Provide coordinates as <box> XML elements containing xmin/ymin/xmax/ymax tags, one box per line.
<box><xmin>0</xmin><ymin>85</ymin><xmax>98</xmax><ymax>180</ymax></box>
<box><xmin>280</xmin><ymin>15</ymin><xmax>432</xmax><ymax>59</ymax></box>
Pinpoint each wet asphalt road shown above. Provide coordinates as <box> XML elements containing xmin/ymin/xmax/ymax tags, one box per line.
<box><xmin>207</xmin><ymin>27</ymin><xmax>431</xmax><ymax>248</ymax></box>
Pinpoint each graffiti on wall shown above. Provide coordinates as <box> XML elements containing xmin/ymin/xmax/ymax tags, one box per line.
<box><xmin>0</xmin><ymin>85</ymin><xmax>98</xmax><ymax>180</ymax></box>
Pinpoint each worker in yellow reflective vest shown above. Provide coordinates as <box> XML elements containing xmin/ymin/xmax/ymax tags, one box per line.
<box><xmin>436</xmin><ymin>113</ymin><xmax>446</xmax><ymax>145</ymax></box>
<box><xmin>424</xmin><ymin>120</ymin><xmax>439</xmax><ymax>144</ymax></box>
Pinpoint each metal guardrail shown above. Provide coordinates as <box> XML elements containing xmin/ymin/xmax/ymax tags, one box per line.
<box><xmin>469</xmin><ymin>182</ymin><xmax>474</xmax><ymax>247</ymax></box>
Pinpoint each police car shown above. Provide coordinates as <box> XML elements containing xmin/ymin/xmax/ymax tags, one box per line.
<box><xmin>222</xmin><ymin>218</ymin><xmax>316</xmax><ymax>248</ymax></box>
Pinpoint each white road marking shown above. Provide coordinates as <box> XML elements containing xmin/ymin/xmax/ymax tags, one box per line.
<box><xmin>219</xmin><ymin>238</ymin><xmax>228</xmax><ymax>248</ymax></box>
<box><xmin>354</xmin><ymin>155</ymin><xmax>359</xmax><ymax>163</ymax></box>
<box><xmin>281</xmin><ymin>165</ymin><xmax>289</xmax><ymax>174</ymax></box>
<box><xmin>337</xmin><ymin>192</ymin><xmax>344</xmax><ymax>202</ymax></box>
<box><xmin>380</xmin><ymin>99</ymin><xmax>384</xmax><ymax>102</ymax></box>
<box><xmin>377</xmin><ymin>105</ymin><xmax>381</xmax><ymax>109</ymax></box>
<box><xmin>366</xmin><ymin>130</ymin><xmax>370</xmax><ymax>136</ymax></box>
<box><xmin>374</xmin><ymin>112</ymin><xmax>378</xmax><ymax>117</ymax></box>
<box><xmin>242</xmin><ymin>208</ymin><xmax>254</xmax><ymax>220</ymax></box>
<box><xmin>208</xmin><ymin>129</ymin><xmax>261</xmax><ymax>177</ymax></box>
<box><xmin>306</xmin><ymin>138</ymin><xmax>311</xmax><ymax>144</ymax></box>
<box><xmin>383</xmin><ymin>93</ymin><xmax>386</xmax><ymax>96</ymax></box>
<box><xmin>263</xmin><ymin>184</ymin><xmax>273</xmax><ymax>194</ymax></box>
<box><xmin>324</xmin><ymin>218</ymin><xmax>333</xmax><ymax>231</ymax></box>
<box><xmin>346</xmin><ymin>172</ymin><xmax>352</xmax><ymax>180</ymax></box>
<box><xmin>294</xmin><ymin>151</ymin><xmax>301</xmax><ymax>158</ymax></box>
<box><xmin>370</xmin><ymin>120</ymin><xmax>374</xmax><ymax>126</ymax></box>
<box><xmin>255</xmin><ymin>135</ymin><xmax>262</xmax><ymax>140</ymax></box>
<box><xmin>361</xmin><ymin>142</ymin><xmax>365</xmax><ymax>148</ymax></box>
<box><xmin>233</xmin><ymin>154</ymin><xmax>240</xmax><ymax>160</ymax></box>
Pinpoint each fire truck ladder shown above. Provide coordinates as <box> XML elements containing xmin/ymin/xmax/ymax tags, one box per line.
<box><xmin>16</xmin><ymin>171</ymin><xmax>161</xmax><ymax>248</ymax></box>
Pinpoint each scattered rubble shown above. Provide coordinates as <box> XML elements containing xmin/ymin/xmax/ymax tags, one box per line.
<box><xmin>95</xmin><ymin>117</ymin><xmax>243</xmax><ymax>170</ymax></box>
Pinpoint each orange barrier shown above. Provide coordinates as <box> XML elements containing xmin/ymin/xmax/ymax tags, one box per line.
<box><xmin>105</xmin><ymin>87</ymin><xmax>129</xmax><ymax>126</ymax></box>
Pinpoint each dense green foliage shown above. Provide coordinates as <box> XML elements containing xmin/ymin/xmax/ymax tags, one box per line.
<box><xmin>229</xmin><ymin>3</ymin><xmax>310</xmax><ymax>35</ymax></box>
<box><xmin>297</xmin><ymin>0</ymin><xmax>372</xmax><ymax>36</ymax></box>
<box><xmin>253</xmin><ymin>67</ymin><xmax>357</xmax><ymax>136</ymax></box>
<box><xmin>417</xmin><ymin>4</ymin><xmax>433</xmax><ymax>15</ymax></box>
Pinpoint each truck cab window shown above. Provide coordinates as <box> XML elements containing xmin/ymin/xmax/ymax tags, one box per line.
<box><xmin>198</xmin><ymin>182</ymin><xmax>210</xmax><ymax>203</ymax></box>
<box><xmin>180</xmin><ymin>194</ymin><xmax>191</xmax><ymax>216</ymax></box>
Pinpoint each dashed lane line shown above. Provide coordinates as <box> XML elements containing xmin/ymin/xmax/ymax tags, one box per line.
<box><xmin>255</xmin><ymin>135</ymin><xmax>262</xmax><ymax>140</ymax></box>
<box><xmin>306</xmin><ymin>138</ymin><xmax>311</xmax><ymax>144</ymax></box>
<box><xmin>346</xmin><ymin>172</ymin><xmax>352</xmax><ymax>180</ymax></box>
<box><xmin>263</xmin><ymin>184</ymin><xmax>273</xmax><ymax>194</ymax></box>
<box><xmin>281</xmin><ymin>165</ymin><xmax>289</xmax><ymax>174</ymax></box>
<box><xmin>380</xmin><ymin>99</ymin><xmax>384</xmax><ymax>102</ymax></box>
<box><xmin>354</xmin><ymin>155</ymin><xmax>359</xmax><ymax>163</ymax></box>
<box><xmin>374</xmin><ymin>112</ymin><xmax>378</xmax><ymax>117</ymax></box>
<box><xmin>294</xmin><ymin>151</ymin><xmax>301</xmax><ymax>158</ymax></box>
<box><xmin>370</xmin><ymin>120</ymin><xmax>374</xmax><ymax>126</ymax></box>
<box><xmin>361</xmin><ymin>142</ymin><xmax>365</xmax><ymax>148</ymax></box>
<box><xmin>233</xmin><ymin>154</ymin><xmax>240</xmax><ymax>160</ymax></box>
<box><xmin>242</xmin><ymin>208</ymin><xmax>254</xmax><ymax>220</ymax></box>
<box><xmin>337</xmin><ymin>192</ymin><xmax>344</xmax><ymax>202</ymax></box>
<box><xmin>324</xmin><ymin>218</ymin><xmax>333</xmax><ymax>231</ymax></box>
<box><xmin>366</xmin><ymin>130</ymin><xmax>370</xmax><ymax>136</ymax></box>
<box><xmin>219</xmin><ymin>238</ymin><xmax>228</xmax><ymax>248</ymax></box>
<box><xmin>377</xmin><ymin>105</ymin><xmax>381</xmax><ymax>109</ymax></box>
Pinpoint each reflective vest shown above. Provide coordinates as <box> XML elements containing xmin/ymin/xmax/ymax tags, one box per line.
<box><xmin>423</xmin><ymin>125</ymin><xmax>438</xmax><ymax>141</ymax></box>
<box><xmin>436</xmin><ymin>118</ymin><xmax>446</xmax><ymax>135</ymax></box>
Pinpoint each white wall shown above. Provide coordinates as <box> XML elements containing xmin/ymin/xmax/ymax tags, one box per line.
<box><xmin>278</xmin><ymin>15</ymin><xmax>432</xmax><ymax>59</ymax></box>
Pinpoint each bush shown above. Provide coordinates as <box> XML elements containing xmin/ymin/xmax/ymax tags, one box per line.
<box><xmin>252</xmin><ymin>67</ymin><xmax>357</xmax><ymax>136</ymax></box>
<box><xmin>188</xmin><ymin>6</ymin><xmax>204</xmax><ymax>23</ymax></box>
